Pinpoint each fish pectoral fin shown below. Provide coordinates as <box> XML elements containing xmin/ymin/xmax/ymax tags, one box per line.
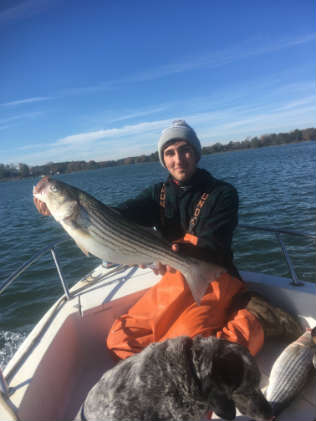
<box><xmin>75</xmin><ymin>240</ymin><xmax>90</xmax><ymax>256</ymax></box>
<box><xmin>80</xmin><ymin>246</ymin><xmax>90</xmax><ymax>256</ymax></box>
<box><xmin>72</xmin><ymin>235</ymin><xmax>90</xmax><ymax>256</ymax></box>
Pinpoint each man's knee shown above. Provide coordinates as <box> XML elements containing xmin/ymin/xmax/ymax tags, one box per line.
<box><xmin>216</xmin><ymin>308</ymin><xmax>265</xmax><ymax>356</ymax></box>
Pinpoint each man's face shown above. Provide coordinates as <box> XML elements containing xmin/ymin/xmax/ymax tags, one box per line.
<box><xmin>163</xmin><ymin>140</ymin><xmax>197</xmax><ymax>183</ymax></box>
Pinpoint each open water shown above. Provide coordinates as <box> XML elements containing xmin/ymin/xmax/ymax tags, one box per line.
<box><xmin>0</xmin><ymin>141</ymin><xmax>315</xmax><ymax>369</ymax></box>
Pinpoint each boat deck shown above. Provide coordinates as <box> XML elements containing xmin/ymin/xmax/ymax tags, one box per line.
<box><xmin>1</xmin><ymin>265</ymin><xmax>315</xmax><ymax>420</ymax></box>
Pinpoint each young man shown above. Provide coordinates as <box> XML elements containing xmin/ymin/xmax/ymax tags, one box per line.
<box><xmin>106</xmin><ymin>120</ymin><xmax>302</xmax><ymax>360</ymax></box>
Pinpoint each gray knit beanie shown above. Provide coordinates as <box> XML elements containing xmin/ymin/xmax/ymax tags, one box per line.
<box><xmin>158</xmin><ymin>120</ymin><xmax>202</xmax><ymax>167</ymax></box>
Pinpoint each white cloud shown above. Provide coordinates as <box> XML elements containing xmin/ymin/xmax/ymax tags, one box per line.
<box><xmin>111</xmin><ymin>33</ymin><xmax>315</xmax><ymax>86</ymax></box>
<box><xmin>1</xmin><ymin>97</ymin><xmax>52</xmax><ymax>107</ymax></box>
<box><xmin>199</xmin><ymin>104</ymin><xmax>316</xmax><ymax>143</ymax></box>
<box><xmin>55</xmin><ymin>119</ymin><xmax>172</xmax><ymax>146</ymax></box>
<box><xmin>40</xmin><ymin>33</ymin><xmax>316</xmax><ymax>100</ymax></box>
<box><xmin>108</xmin><ymin>106</ymin><xmax>169</xmax><ymax>123</ymax></box>
<box><xmin>276</xmin><ymin>96</ymin><xmax>315</xmax><ymax>111</ymax></box>
<box><xmin>2</xmin><ymin>33</ymin><xmax>313</xmax><ymax>112</ymax></box>
<box><xmin>10</xmin><ymin>94</ymin><xmax>311</xmax><ymax>165</ymax></box>
<box><xmin>0</xmin><ymin>111</ymin><xmax>43</xmax><ymax>125</ymax></box>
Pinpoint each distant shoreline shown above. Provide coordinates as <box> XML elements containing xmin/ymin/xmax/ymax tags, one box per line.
<box><xmin>1</xmin><ymin>128</ymin><xmax>315</xmax><ymax>182</ymax></box>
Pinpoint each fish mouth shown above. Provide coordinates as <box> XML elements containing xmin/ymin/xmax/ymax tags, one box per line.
<box><xmin>33</xmin><ymin>176</ymin><xmax>51</xmax><ymax>216</ymax></box>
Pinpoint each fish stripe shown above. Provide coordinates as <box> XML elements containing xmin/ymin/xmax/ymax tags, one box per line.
<box><xmin>90</xmin><ymin>207</ymin><xmax>170</xmax><ymax>255</ymax></box>
<box><xmin>85</xmin><ymin>204</ymin><xmax>190</xmax><ymax>269</ymax></box>
<box><xmin>89</xmin><ymin>209</ymin><xmax>181</xmax><ymax>262</ymax></box>
<box><xmin>89</xmin><ymin>214</ymin><xmax>169</xmax><ymax>257</ymax></box>
<box><xmin>268</xmin><ymin>352</ymin><xmax>310</xmax><ymax>400</ymax></box>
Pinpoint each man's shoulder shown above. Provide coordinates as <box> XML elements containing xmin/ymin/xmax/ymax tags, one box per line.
<box><xmin>137</xmin><ymin>180</ymin><xmax>167</xmax><ymax>204</ymax></box>
<box><xmin>198</xmin><ymin>169</ymin><xmax>237</xmax><ymax>196</ymax></box>
<box><xmin>149</xmin><ymin>180</ymin><xmax>165</xmax><ymax>195</ymax></box>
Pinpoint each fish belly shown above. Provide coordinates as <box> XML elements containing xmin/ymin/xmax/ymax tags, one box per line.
<box><xmin>62</xmin><ymin>215</ymin><xmax>225</xmax><ymax>303</ymax></box>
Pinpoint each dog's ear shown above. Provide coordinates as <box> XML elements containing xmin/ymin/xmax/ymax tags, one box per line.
<box><xmin>212</xmin><ymin>347</ymin><xmax>244</xmax><ymax>391</ymax></box>
<box><xmin>192</xmin><ymin>336</ymin><xmax>214</xmax><ymax>382</ymax></box>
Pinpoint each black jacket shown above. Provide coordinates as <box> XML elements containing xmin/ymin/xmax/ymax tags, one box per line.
<box><xmin>117</xmin><ymin>168</ymin><xmax>240</xmax><ymax>278</ymax></box>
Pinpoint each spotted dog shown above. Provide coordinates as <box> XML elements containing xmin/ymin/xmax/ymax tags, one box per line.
<box><xmin>78</xmin><ymin>336</ymin><xmax>273</xmax><ymax>421</ymax></box>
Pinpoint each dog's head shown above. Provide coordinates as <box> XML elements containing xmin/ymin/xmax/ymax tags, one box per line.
<box><xmin>192</xmin><ymin>337</ymin><xmax>273</xmax><ymax>421</ymax></box>
<box><xmin>227</xmin><ymin>342</ymin><xmax>273</xmax><ymax>421</ymax></box>
<box><xmin>192</xmin><ymin>336</ymin><xmax>237</xmax><ymax>420</ymax></box>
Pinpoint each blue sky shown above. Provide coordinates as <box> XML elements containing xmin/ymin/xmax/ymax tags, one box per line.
<box><xmin>1</xmin><ymin>0</ymin><xmax>315</xmax><ymax>166</ymax></box>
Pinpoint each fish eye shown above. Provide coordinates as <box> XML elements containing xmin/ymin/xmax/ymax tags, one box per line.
<box><xmin>50</xmin><ymin>184</ymin><xmax>58</xmax><ymax>192</ymax></box>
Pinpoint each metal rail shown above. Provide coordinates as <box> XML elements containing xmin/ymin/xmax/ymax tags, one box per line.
<box><xmin>0</xmin><ymin>241</ymin><xmax>71</xmax><ymax>420</ymax></box>
<box><xmin>238</xmin><ymin>224</ymin><xmax>316</xmax><ymax>286</ymax></box>
<box><xmin>0</xmin><ymin>240</ymin><xmax>69</xmax><ymax>298</ymax></box>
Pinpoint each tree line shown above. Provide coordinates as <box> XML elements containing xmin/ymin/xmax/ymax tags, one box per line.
<box><xmin>1</xmin><ymin>127</ymin><xmax>315</xmax><ymax>181</ymax></box>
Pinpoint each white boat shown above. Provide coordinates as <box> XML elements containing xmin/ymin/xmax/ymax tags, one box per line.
<box><xmin>0</xmin><ymin>225</ymin><xmax>315</xmax><ymax>421</ymax></box>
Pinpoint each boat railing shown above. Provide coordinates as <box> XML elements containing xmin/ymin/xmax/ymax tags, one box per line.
<box><xmin>238</xmin><ymin>224</ymin><xmax>315</xmax><ymax>286</ymax></box>
<box><xmin>0</xmin><ymin>240</ymin><xmax>71</xmax><ymax>300</ymax></box>
<box><xmin>1</xmin><ymin>225</ymin><xmax>315</xmax><ymax>301</ymax></box>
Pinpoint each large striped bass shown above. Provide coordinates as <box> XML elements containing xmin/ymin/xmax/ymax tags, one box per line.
<box><xmin>265</xmin><ymin>327</ymin><xmax>316</xmax><ymax>417</ymax></box>
<box><xmin>33</xmin><ymin>177</ymin><xmax>226</xmax><ymax>303</ymax></box>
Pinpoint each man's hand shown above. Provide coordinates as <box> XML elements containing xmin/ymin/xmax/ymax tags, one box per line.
<box><xmin>140</xmin><ymin>243</ymin><xmax>179</xmax><ymax>275</ymax></box>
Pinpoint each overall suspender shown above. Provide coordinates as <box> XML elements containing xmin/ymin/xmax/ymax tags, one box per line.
<box><xmin>160</xmin><ymin>184</ymin><xmax>166</xmax><ymax>227</ymax></box>
<box><xmin>188</xmin><ymin>192</ymin><xmax>209</xmax><ymax>233</ymax></box>
<box><xmin>160</xmin><ymin>184</ymin><xmax>209</xmax><ymax>234</ymax></box>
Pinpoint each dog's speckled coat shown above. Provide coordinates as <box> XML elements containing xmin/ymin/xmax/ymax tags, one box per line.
<box><xmin>79</xmin><ymin>336</ymin><xmax>272</xmax><ymax>421</ymax></box>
